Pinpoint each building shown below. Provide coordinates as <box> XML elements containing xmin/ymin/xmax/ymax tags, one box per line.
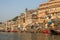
<box><xmin>17</xmin><ymin>9</ymin><xmax>38</xmax><ymax>31</ymax></box>
<box><xmin>37</xmin><ymin>0</ymin><xmax>60</xmax><ymax>28</ymax></box>
<box><xmin>25</xmin><ymin>9</ymin><xmax>38</xmax><ymax>26</ymax></box>
<box><xmin>5</xmin><ymin>20</ymin><xmax>18</xmax><ymax>31</ymax></box>
<box><xmin>0</xmin><ymin>22</ymin><xmax>4</xmax><ymax>30</ymax></box>
<box><xmin>3</xmin><ymin>0</ymin><xmax>60</xmax><ymax>31</ymax></box>
<box><xmin>17</xmin><ymin>13</ymin><xmax>26</xmax><ymax>31</ymax></box>
<box><xmin>17</xmin><ymin>0</ymin><xmax>60</xmax><ymax>30</ymax></box>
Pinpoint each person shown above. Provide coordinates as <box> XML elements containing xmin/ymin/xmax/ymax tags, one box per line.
<box><xmin>48</xmin><ymin>16</ymin><xmax>54</xmax><ymax>29</ymax></box>
<box><xmin>45</xmin><ymin>15</ymin><xmax>54</xmax><ymax>29</ymax></box>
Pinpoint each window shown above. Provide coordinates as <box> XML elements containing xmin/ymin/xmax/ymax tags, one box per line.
<box><xmin>57</xmin><ymin>13</ymin><xmax>60</xmax><ymax>16</ymax></box>
<box><xmin>23</xmin><ymin>18</ymin><xmax>25</xmax><ymax>23</ymax></box>
<box><xmin>33</xmin><ymin>12</ymin><xmax>37</xmax><ymax>15</ymax></box>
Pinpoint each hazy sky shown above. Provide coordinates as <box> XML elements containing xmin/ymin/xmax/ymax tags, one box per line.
<box><xmin>0</xmin><ymin>0</ymin><xmax>48</xmax><ymax>22</ymax></box>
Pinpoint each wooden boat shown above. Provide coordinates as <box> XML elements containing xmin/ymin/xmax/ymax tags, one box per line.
<box><xmin>41</xmin><ymin>29</ymin><xmax>50</xmax><ymax>34</ymax></box>
<box><xmin>0</xmin><ymin>30</ymin><xmax>5</xmax><ymax>32</ymax></box>
<box><xmin>6</xmin><ymin>30</ymin><xmax>11</xmax><ymax>32</ymax></box>
<box><xmin>50</xmin><ymin>29</ymin><xmax>60</xmax><ymax>35</ymax></box>
<box><xmin>11</xmin><ymin>30</ymin><xmax>18</xmax><ymax>32</ymax></box>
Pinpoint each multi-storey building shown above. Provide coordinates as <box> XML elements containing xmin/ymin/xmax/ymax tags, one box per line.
<box><xmin>25</xmin><ymin>9</ymin><xmax>38</xmax><ymax>26</ymax></box>
<box><xmin>37</xmin><ymin>0</ymin><xmax>60</xmax><ymax>28</ymax></box>
<box><xmin>17</xmin><ymin>9</ymin><xmax>38</xmax><ymax>31</ymax></box>
<box><xmin>17</xmin><ymin>13</ymin><xmax>26</xmax><ymax>31</ymax></box>
<box><xmin>5</xmin><ymin>20</ymin><xmax>18</xmax><ymax>31</ymax></box>
<box><xmin>0</xmin><ymin>22</ymin><xmax>4</xmax><ymax>30</ymax></box>
<box><xmin>4</xmin><ymin>0</ymin><xmax>60</xmax><ymax>31</ymax></box>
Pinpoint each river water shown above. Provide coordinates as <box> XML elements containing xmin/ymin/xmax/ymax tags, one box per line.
<box><xmin>0</xmin><ymin>32</ymin><xmax>60</xmax><ymax>40</ymax></box>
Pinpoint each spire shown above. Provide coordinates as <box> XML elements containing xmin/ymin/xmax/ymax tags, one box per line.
<box><xmin>25</xmin><ymin>8</ymin><xmax>28</xmax><ymax>12</ymax></box>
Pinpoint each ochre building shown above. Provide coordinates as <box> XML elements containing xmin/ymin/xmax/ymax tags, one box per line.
<box><xmin>38</xmin><ymin>0</ymin><xmax>60</xmax><ymax>28</ymax></box>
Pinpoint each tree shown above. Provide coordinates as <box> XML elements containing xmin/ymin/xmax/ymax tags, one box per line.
<box><xmin>12</xmin><ymin>16</ymin><xmax>18</xmax><ymax>21</ymax></box>
<box><xmin>0</xmin><ymin>22</ymin><xmax>2</xmax><ymax>24</ymax></box>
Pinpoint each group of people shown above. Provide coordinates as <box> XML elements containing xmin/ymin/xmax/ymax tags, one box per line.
<box><xmin>44</xmin><ymin>15</ymin><xmax>55</xmax><ymax>29</ymax></box>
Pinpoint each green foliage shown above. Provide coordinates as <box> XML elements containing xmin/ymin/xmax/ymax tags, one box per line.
<box><xmin>0</xmin><ymin>22</ymin><xmax>2</xmax><ymax>24</ymax></box>
<box><xmin>12</xmin><ymin>16</ymin><xmax>18</xmax><ymax>21</ymax></box>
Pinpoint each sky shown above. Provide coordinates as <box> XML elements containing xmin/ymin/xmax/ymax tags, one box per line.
<box><xmin>0</xmin><ymin>0</ymin><xmax>48</xmax><ymax>22</ymax></box>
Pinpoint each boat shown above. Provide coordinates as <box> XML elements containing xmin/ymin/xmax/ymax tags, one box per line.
<box><xmin>0</xmin><ymin>30</ymin><xmax>5</xmax><ymax>32</ymax></box>
<box><xmin>6</xmin><ymin>30</ymin><xmax>11</xmax><ymax>32</ymax></box>
<box><xmin>50</xmin><ymin>29</ymin><xmax>60</xmax><ymax>35</ymax></box>
<box><xmin>11</xmin><ymin>30</ymin><xmax>18</xmax><ymax>32</ymax></box>
<box><xmin>41</xmin><ymin>29</ymin><xmax>50</xmax><ymax>34</ymax></box>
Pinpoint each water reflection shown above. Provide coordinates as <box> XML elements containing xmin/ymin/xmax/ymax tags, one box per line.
<box><xmin>0</xmin><ymin>32</ymin><xmax>60</xmax><ymax>40</ymax></box>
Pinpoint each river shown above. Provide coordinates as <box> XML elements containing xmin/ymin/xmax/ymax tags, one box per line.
<box><xmin>0</xmin><ymin>32</ymin><xmax>60</xmax><ymax>40</ymax></box>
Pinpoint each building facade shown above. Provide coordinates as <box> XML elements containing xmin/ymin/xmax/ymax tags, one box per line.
<box><xmin>3</xmin><ymin>0</ymin><xmax>60</xmax><ymax>31</ymax></box>
<box><xmin>37</xmin><ymin>0</ymin><xmax>60</xmax><ymax>28</ymax></box>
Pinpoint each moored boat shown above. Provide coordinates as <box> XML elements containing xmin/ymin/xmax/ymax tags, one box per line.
<box><xmin>11</xmin><ymin>30</ymin><xmax>18</xmax><ymax>32</ymax></box>
<box><xmin>0</xmin><ymin>30</ymin><xmax>5</xmax><ymax>32</ymax></box>
<box><xmin>41</xmin><ymin>29</ymin><xmax>50</xmax><ymax>34</ymax></box>
<box><xmin>50</xmin><ymin>29</ymin><xmax>60</xmax><ymax>35</ymax></box>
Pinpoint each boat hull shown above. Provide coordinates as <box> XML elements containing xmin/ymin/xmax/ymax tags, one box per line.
<box><xmin>50</xmin><ymin>30</ymin><xmax>60</xmax><ymax>35</ymax></box>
